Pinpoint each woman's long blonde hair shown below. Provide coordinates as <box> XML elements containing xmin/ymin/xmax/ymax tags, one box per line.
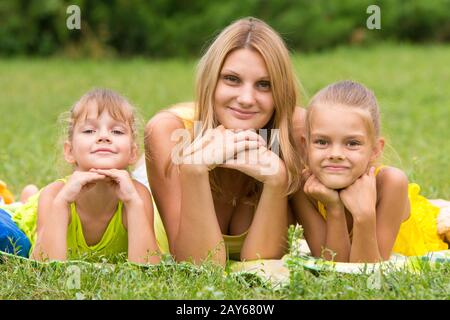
<box><xmin>195</xmin><ymin>17</ymin><xmax>302</xmax><ymax>195</ymax></box>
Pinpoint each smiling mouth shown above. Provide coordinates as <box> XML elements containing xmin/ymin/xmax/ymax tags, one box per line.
<box><xmin>322</xmin><ymin>166</ymin><xmax>349</xmax><ymax>172</ymax></box>
<box><xmin>92</xmin><ymin>149</ymin><xmax>116</xmax><ymax>154</ymax></box>
<box><xmin>228</xmin><ymin>107</ymin><xmax>258</xmax><ymax>119</ymax></box>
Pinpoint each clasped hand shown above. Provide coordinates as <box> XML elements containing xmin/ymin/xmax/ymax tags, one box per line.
<box><xmin>302</xmin><ymin>167</ymin><xmax>377</xmax><ymax>219</ymax></box>
<box><xmin>181</xmin><ymin>125</ymin><xmax>287</xmax><ymax>186</ymax></box>
<box><xmin>57</xmin><ymin>169</ymin><xmax>140</xmax><ymax>205</ymax></box>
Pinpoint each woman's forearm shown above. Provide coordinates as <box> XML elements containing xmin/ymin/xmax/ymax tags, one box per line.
<box><xmin>32</xmin><ymin>197</ymin><xmax>69</xmax><ymax>261</ymax></box>
<box><xmin>240</xmin><ymin>183</ymin><xmax>288</xmax><ymax>260</ymax></box>
<box><xmin>174</xmin><ymin>165</ymin><xmax>226</xmax><ymax>265</ymax></box>
<box><xmin>324</xmin><ymin>204</ymin><xmax>351</xmax><ymax>262</ymax></box>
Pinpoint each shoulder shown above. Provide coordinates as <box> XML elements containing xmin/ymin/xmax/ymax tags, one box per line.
<box><xmin>376</xmin><ymin>166</ymin><xmax>409</xmax><ymax>194</ymax></box>
<box><xmin>35</xmin><ymin>181</ymin><xmax>70</xmax><ymax>224</ymax></box>
<box><xmin>145</xmin><ymin>110</ymin><xmax>185</xmax><ymax>133</ymax></box>
<box><xmin>145</xmin><ymin>109</ymin><xmax>187</xmax><ymax>146</ymax></box>
<box><xmin>145</xmin><ymin>101</ymin><xmax>194</xmax><ymax>133</ymax></box>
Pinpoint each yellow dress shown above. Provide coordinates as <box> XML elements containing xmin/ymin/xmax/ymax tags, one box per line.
<box><xmin>153</xmin><ymin>103</ymin><xmax>249</xmax><ymax>259</ymax></box>
<box><xmin>10</xmin><ymin>178</ymin><xmax>128</xmax><ymax>260</ymax></box>
<box><xmin>317</xmin><ymin>166</ymin><xmax>448</xmax><ymax>256</ymax></box>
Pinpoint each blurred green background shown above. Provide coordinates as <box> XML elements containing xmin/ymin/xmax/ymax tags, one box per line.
<box><xmin>1</xmin><ymin>0</ymin><xmax>449</xmax><ymax>58</ymax></box>
<box><xmin>0</xmin><ymin>0</ymin><xmax>449</xmax><ymax>199</ymax></box>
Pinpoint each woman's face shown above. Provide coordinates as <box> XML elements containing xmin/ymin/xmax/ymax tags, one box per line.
<box><xmin>214</xmin><ymin>48</ymin><xmax>275</xmax><ymax>130</ymax></box>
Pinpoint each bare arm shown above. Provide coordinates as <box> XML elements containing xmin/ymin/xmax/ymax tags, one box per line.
<box><xmin>145</xmin><ymin>112</ymin><xmax>227</xmax><ymax>265</ymax></box>
<box><xmin>290</xmin><ymin>187</ymin><xmax>327</xmax><ymax>257</ymax></box>
<box><xmin>176</xmin><ymin>166</ymin><xmax>226</xmax><ymax>264</ymax></box>
<box><xmin>348</xmin><ymin>167</ymin><xmax>409</xmax><ymax>262</ymax></box>
<box><xmin>31</xmin><ymin>182</ymin><xmax>70</xmax><ymax>261</ymax></box>
<box><xmin>125</xmin><ymin>181</ymin><xmax>160</xmax><ymax>264</ymax></box>
<box><xmin>291</xmin><ymin>171</ymin><xmax>351</xmax><ymax>261</ymax></box>
<box><xmin>240</xmin><ymin>179</ymin><xmax>289</xmax><ymax>260</ymax></box>
<box><xmin>144</xmin><ymin>112</ymin><xmax>186</xmax><ymax>253</ymax></box>
<box><xmin>220</xmin><ymin>145</ymin><xmax>296</xmax><ymax>260</ymax></box>
<box><xmin>321</xmin><ymin>203</ymin><xmax>351</xmax><ymax>261</ymax></box>
<box><xmin>32</xmin><ymin>171</ymin><xmax>107</xmax><ymax>261</ymax></box>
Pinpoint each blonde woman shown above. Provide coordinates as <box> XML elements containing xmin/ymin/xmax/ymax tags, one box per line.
<box><xmin>136</xmin><ymin>17</ymin><xmax>306</xmax><ymax>265</ymax></box>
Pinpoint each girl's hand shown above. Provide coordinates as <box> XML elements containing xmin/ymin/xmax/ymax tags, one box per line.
<box><xmin>181</xmin><ymin>126</ymin><xmax>266</xmax><ymax>172</ymax></box>
<box><xmin>89</xmin><ymin>169</ymin><xmax>141</xmax><ymax>205</ymax></box>
<box><xmin>339</xmin><ymin>167</ymin><xmax>377</xmax><ymax>221</ymax></box>
<box><xmin>219</xmin><ymin>145</ymin><xmax>288</xmax><ymax>188</ymax></box>
<box><xmin>303</xmin><ymin>170</ymin><xmax>341</xmax><ymax>209</ymax></box>
<box><xmin>56</xmin><ymin>171</ymin><xmax>107</xmax><ymax>203</ymax></box>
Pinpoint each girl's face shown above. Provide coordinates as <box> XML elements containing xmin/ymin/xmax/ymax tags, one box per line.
<box><xmin>214</xmin><ymin>48</ymin><xmax>275</xmax><ymax>130</ymax></box>
<box><xmin>64</xmin><ymin>102</ymin><xmax>137</xmax><ymax>171</ymax></box>
<box><xmin>307</xmin><ymin>104</ymin><xmax>379</xmax><ymax>189</ymax></box>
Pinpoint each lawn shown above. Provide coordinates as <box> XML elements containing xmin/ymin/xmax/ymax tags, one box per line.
<box><xmin>0</xmin><ymin>44</ymin><xmax>449</xmax><ymax>299</ymax></box>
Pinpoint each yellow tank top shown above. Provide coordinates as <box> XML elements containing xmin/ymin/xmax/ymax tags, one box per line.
<box><xmin>153</xmin><ymin>103</ymin><xmax>249</xmax><ymax>259</ymax></box>
<box><xmin>66</xmin><ymin>201</ymin><xmax>127</xmax><ymax>259</ymax></box>
<box><xmin>317</xmin><ymin>166</ymin><xmax>448</xmax><ymax>256</ymax></box>
<box><xmin>11</xmin><ymin>178</ymin><xmax>128</xmax><ymax>259</ymax></box>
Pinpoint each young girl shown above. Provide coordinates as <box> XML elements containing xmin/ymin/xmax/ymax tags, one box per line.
<box><xmin>291</xmin><ymin>80</ymin><xmax>449</xmax><ymax>263</ymax></box>
<box><xmin>4</xmin><ymin>89</ymin><xmax>159</xmax><ymax>264</ymax></box>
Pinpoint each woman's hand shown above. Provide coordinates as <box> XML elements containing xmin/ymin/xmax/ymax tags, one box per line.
<box><xmin>339</xmin><ymin>167</ymin><xmax>377</xmax><ymax>222</ymax></box>
<box><xmin>181</xmin><ymin>125</ymin><xmax>266</xmax><ymax>173</ymax></box>
<box><xmin>89</xmin><ymin>169</ymin><xmax>141</xmax><ymax>205</ymax></box>
<box><xmin>56</xmin><ymin>171</ymin><xmax>106</xmax><ymax>203</ymax></box>
<box><xmin>302</xmin><ymin>169</ymin><xmax>341</xmax><ymax>209</ymax></box>
<box><xmin>219</xmin><ymin>145</ymin><xmax>288</xmax><ymax>188</ymax></box>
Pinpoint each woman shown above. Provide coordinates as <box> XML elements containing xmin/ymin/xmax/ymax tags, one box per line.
<box><xmin>137</xmin><ymin>17</ymin><xmax>306</xmax><ymax>265</ymax></box>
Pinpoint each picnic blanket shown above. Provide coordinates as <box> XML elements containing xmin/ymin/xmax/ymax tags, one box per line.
<box><xmin>228</xmin><ymin>240</ymin><xmax>450</xmax><ymax>285</ymax></box>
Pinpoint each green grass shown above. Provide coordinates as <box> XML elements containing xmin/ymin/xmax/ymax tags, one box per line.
<box><xmin>1</xmin><ymin>44</ymin><xmax>449</xmax><ymax>299</ymax></box>
<box><xmin>1</xmin><ymin>236</ymin><xmax>449</xmax><ymax>300</ymax></box>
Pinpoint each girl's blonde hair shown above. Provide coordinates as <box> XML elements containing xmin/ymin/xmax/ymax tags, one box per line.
<box><xmin>195</xmin><ymin>17</ymin><xmax>302</xmax><ymax>195</ymax></box>
<box><xmin>306</xmin><ymin>80</ymin><xmax>381</xmax><ymax>143</ymax></box>
<box><xmin>66</xmin><ymin>88</ymin><xmax>139</xmax><ymax>142</ymax></box>
<box><xmin>57</xmin><ymin>88</ymin><xmax>141</xmax><ymax>174</ymax></box>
